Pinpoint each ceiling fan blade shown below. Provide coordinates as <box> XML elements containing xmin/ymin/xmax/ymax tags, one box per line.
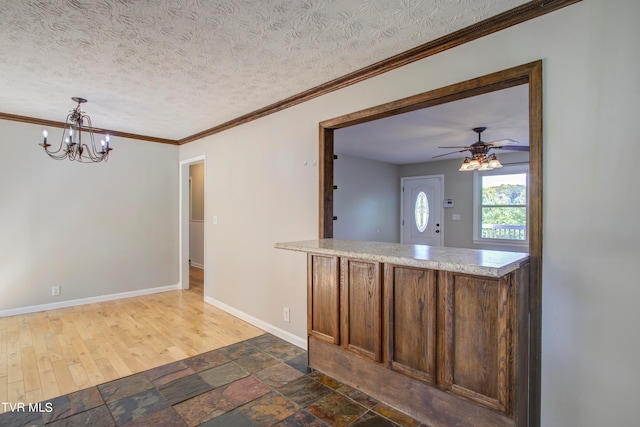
<box><xmin>432</xmin><ymin>149</ymin><xmax>468</xmax><ymax>159</ymax></box>
<box><xmin>492</xmin><ymin>145</ymin><xmax>530</xmax><ymax>151</ymax></box>
<box><xmin>437</xmin><ymin>146</ymin><xmax>472</xmax><ymax>149</ymax></box>
<box><xmin>485</xmin><ymin>138</ymin><xmax>520</xmax><ymax>146</ymax></box>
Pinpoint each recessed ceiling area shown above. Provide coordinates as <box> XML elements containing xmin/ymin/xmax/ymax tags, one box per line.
<box><xmin>334</xmin><ymin>84</ymin><xmax>529</xmax><ymax>165</ymax></box>
<box><xmin>0</xmin><ymin>0</ymin><xmax>530</xmax><ymax>141</ymax></box>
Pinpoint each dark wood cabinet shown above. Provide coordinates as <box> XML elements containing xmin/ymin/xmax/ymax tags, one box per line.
<box><xmin>306</xmin><ymin>254</ymin><xmax>530</xmax><ymax>427</ymax></box>
<box><xmin>307</xmin><ymin>254</ymin><xmax>339</xmax><ymax>344</ymax></box>
<box><xmin>444</xmin><ymin>271</ymin><xmax>513</xmax><ymax>413</ymax></box>
<box><xmin>340</xmin><ymin>258</ymin><xmax>382</xmax><ymax>362</ymax></box>
<box><xmin>384</xmin><ymin>264</ymin><xmax>437</xmax><ymax>385</ymax></box>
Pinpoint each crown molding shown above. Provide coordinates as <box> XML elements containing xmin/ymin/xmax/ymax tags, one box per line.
<box><xmin>177</xmin><ymin>0</ymin><xmax>581</xmax><ymax>145</ymax></box>
<box><xmin>0</xmin><ymin>112</ymin><xmax>179</xmax><ymax>145</ymax></box>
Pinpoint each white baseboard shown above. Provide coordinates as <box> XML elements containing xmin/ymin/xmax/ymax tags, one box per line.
<box><xmin>204</xmin><ymin>296</ymin><xmax>307</xmax><ymax>350</ymax></box>
<box><xmin>0</xmin><ymin>284</ymin><xmax>181</xmax><ymax>318</ymax></box>
<box><xmin>190</xmin><ymin>262</ymin><xmax>204</xmax><ymax>269</ymax></box>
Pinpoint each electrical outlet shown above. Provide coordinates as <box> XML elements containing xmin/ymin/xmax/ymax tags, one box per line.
<box><xmin>51</xmin><ymin>286</ymin><xmax>60</xmax><ymax>296</ymax></box>
<box><xmin>283</xmin><ymin>307</ymin><xmax>290</xmax><ymax>322</ymax></box>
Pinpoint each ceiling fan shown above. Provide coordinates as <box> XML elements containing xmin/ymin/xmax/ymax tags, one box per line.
<box><xmin>433</xmin><ymin>127</ymin><xmax>529</xmax><ymax>171</ymax></box>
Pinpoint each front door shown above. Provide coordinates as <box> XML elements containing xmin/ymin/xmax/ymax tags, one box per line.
<box><xmin>401</xmin><ymin>175</ymin><xmax>443</xmax><ymax>246</ymax></box>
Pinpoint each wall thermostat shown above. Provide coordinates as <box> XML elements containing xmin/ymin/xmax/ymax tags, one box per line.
<box><xmin>444</xmin><ymin>199</ymin><xmax>454</xmax><ymax>208</ymax></box>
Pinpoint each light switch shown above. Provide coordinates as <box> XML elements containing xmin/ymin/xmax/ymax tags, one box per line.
<box><xmin>452</xmin><ymin>214</ymin><xmax>461</xmax><ymax>220</ymax></box>
<box><xmin>213</xmin><ymin>216</ymin><xmax>218</xmax><ymax>225</ymax></box>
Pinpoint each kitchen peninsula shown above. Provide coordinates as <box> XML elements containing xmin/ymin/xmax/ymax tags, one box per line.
<box><xmin>275</xmin><ymin>239</ymin><xmax>530</xmax><ymax>427</ymax></box>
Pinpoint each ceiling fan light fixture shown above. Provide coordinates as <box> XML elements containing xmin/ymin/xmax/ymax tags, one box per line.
<box><xmin>459</xmin><ymin>153</ymin><xmax>503</xmax><ymax>172</ymax></box>
<box><xmin>488</xmin><ymin>154</ymin><xmax>503</xmax><ymax>169</ymax></box>
<box><xmin>459</xmin><ymin>158</ymin><xmax>472</xmax><ymax>171</ymax></box>
<box><xmin>478</xmin><ymin>161</ymin><xmax>494</xmax><ymax>171</ymax></box>
<box><xmin>468</xmin><ymin>158</ymin><xmax>480</xmax><ymax>169</ymax></box>
<box><xmin>438</xmin><ymin>126</ymin><xmax>525</xmax><ymax>172</ymax></box>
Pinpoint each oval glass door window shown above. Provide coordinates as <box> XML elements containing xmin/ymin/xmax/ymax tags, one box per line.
<box><xmin>415</xmin><ymin>191</ymin><xmax>429</xmax><ymax>232</ymax></box>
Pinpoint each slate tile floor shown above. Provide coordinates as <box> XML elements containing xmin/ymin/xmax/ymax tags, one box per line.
<box><xmin>0</xmin><ymin>334</ymin><xmax>426</xmax><ymax>427</ymax></box>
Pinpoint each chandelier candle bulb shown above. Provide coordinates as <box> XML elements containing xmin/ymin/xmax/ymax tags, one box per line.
<box><xmin>42</xmin><ymin>130</ymin><xmax>47</xmax><ymax>145</ymax></box>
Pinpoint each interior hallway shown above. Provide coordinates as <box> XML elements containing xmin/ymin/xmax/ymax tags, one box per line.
<box><xmin>0</xmin><ymin>266</ymin><xmax>262</xmax><ymax>413</ymax></box>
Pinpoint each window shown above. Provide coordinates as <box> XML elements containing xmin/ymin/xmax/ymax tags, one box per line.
<box><xmin>415</xmin><ymin>191</ymin><xmax>429</xmax><ymax>233</ymax></box>
<box><xmin>473</xmin><ymin>164</ymin><xmax>529</xmax><ymax>247</ymax></box>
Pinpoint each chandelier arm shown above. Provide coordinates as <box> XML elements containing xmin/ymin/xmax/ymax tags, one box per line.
<box><xmin>78</xmin><ymin>143</ymin><xmax>101</xmax><ymax>162</ymax></box>
<box><xmin>68</xmin><ymin>145</ymin><xmax>79</xmax><ymax>161</ymax></box>
<box><xmin>43</xmin><ymin>150</ymin><xmax>70</xmax><ymax>160</ymax></box>
<box><xmin>78</xmin><ymin>114</ymin><xmax>110</xmax><ymax>162</ymax></box>
<box><xmin>40</xmin><ymin>116</ymin><xmax>72</xmax><ymax>157</ymax></box>
<box><xmin>42</xmin><ymin>144</ymin><xmax>66</xmax><ymax>156</ymax></box>
<box><xmin>83</xmin><ymin>115</ymin><xmax>102</xmax><ymax>155</ymax></box>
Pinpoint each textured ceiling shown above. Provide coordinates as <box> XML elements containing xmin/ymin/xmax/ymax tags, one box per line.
<box><xmin>0</xmin><ymin>0</ymin><xmax>529</xmax><ymax>141</ymax></box>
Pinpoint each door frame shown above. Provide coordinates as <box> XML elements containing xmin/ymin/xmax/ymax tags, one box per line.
<box><xmin>179</xmin><ymin>155</ymin><xmax>206</xmax><ymax>292</ymax></box>
<box><xmin>400</xmin><ymin>174</ymin><xmax>444</xmax><ymax>246</ymax></box>
<box><xmin>318</xmin><ymin>61</ymin><xmax>543</xmax><ymax>426</ymax></box>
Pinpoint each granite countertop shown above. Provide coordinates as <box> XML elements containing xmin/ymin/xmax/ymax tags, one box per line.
<box><xmin>274</xmin><ymin>239</ymin><xmax>529</xmax><ymax>277</ymax></box>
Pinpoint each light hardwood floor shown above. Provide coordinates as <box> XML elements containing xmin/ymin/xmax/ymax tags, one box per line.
<box><xmin>189</xmin><ymin>264</ymin><xmax>205</xmax><ymax>294</ymax></box>
<box><xmin>0</xmin><ymin>267</ymin><xmax>264</xmax><ymax>413</ymax></box>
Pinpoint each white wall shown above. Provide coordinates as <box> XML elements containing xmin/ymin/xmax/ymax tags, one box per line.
<box><xmin>333</xmin><ymin>153</ymin><xmax>400</xmax><ymax>243</ymax></box>
<box><xmin>0</xmin><ymin>120</ymin><xmax>179</xmax><ymax>314</ymax></box>
<box><xmin>180</xmin><ymin>1</ymin><xmax>640</xmax><ymax>425</ymax></box>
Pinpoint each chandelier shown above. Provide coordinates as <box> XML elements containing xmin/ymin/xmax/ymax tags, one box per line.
<box><xmin>39</xmin><ymin>97</ymin><xmax>112</xmax><ymax>163</ymax></box>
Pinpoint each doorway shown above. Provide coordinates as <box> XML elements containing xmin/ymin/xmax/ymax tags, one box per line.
<box><xmin>401</xmin><ymin>175</ymin><xmax>443</xmax><ymax>246</ymax></box>
<box><xmin>180</xmin><ymin>155</ymin><xmax>206</xmax><ymax>294</ymax></box>
<box><xmin>318</xmin><ymin>61</ymin><xmax>543</xmax><ymax>426</ymax></box>
<box><xmin>188</xmin><ymin>162</ymin><xmax>205</xmax><ymax>295</ymax></box>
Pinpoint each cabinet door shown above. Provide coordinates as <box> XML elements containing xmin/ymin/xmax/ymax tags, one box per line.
<box><xmin>307</xmin><ymin>254</ymin><xmax>339</xmax><ymax>344</ymax></box>
<box><xmin>442</xmin><ymin>272</ymin><xmax>513</xmax><ymax>413</ymax></box>
<box><xmin>340</xmin><ymin>258</ymin><xmax>382</xmax><ymax>362</ymax></box>
<box><xmin>384</xmin><ymin>265</ymin><xmax>437</xmax><ymax>384</ymax></box>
